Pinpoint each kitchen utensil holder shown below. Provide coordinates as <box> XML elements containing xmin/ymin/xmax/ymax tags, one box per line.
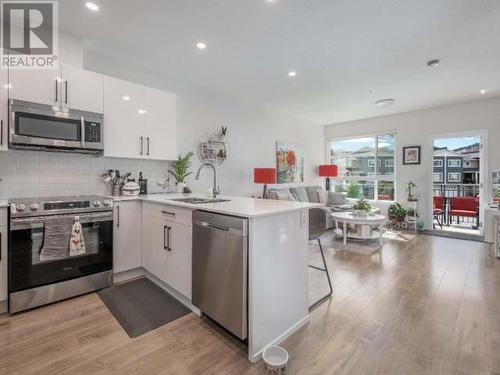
<box><xmin>111</xmin><ymin>184</ymin><xmax>122</xmax><ymax>196</ymax></box>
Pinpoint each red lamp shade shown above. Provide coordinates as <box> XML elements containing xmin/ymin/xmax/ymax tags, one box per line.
<box><xmin>318</xmin><ymin>165</ymin><xmax>338</xmax><ymax>177</ymax></box>
<box><xmin>254</xmin><ymin>168</ymin><xmax>277</xmax><ymax>184</ymax></box>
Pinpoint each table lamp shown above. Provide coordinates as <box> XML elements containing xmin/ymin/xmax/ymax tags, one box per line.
<box><xmin>318</xmin><ymin>165</ymin><xmax>338</xmax><ymax>191</ymax></box>
<box><xmin>254</xmin><ymin>168</ymin><xmax>277</xmax><ymax>198</ymax></box>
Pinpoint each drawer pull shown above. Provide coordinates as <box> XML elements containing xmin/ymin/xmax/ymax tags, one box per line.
<box><xmin>161</xmin><ymin>210</ymin><xmax>176</xmax><ymax>217</ymax></box>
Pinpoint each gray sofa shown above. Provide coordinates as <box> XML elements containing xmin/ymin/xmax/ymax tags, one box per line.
<box><xmin>266</xmin><ymin>186</ymin><xmax>352</xmax><ymax>230</ymax></box>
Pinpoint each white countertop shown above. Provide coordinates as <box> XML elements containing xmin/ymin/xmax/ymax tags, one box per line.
<box><xmin>0</xmin><ymin>200</ymin><xmax>9</xmax><ymax>208</ymax></box>
<box><xmin>111</xmin><ymin>193</ymin><xmax>319</xmax><ymax>218</ymax></box>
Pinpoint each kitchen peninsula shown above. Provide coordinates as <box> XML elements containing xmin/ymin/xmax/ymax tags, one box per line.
<box><xmin>112</xmin><ymin>193</ymin><xmax>319</xmax><ymax>362</ymax></box>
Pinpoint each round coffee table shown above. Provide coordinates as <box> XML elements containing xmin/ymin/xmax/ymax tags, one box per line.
<box><xmin>331</xmin><ymin>212</ymin><xmax>387</xmax><ymax>246</ymax></box>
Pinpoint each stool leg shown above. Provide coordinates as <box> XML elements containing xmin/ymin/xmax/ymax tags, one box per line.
<box><xmin>309</xmin><ymin>238</ymin><xmax>333</xmax><ymax>311</ymax></box>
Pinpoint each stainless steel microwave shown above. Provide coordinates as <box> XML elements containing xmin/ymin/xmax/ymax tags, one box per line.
<box><xmin>9</xmin><ymin>99</ymin><xmax>104</xmax><ymax>154</ymax></box>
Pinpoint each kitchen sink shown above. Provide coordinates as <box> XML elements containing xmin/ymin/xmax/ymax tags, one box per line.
<box><xmin>170</xmin><ymin>197</ymin><xmax>231</xmax><ymax>204</ymax></box>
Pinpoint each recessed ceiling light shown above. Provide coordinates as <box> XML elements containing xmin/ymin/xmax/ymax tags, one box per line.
<box><xmin>480</xmin><ymin>89</ymin><xmax>488</xmax><ymax>95</ymax></box>
<box><xmin>288</xmin><ymin>71</ymin><xmax>297</xmax><ymax>77</ymax></box>
<box><xmin>196</xmin><ymin>42</ymin><xmax>206</xmax><ymax>50</ymax></box>
<box><xmin>375</xmin><ymin>98</ymin><xmax>395</xmax><ymax>107</ymax></box>
<box><xmin>138</xmin><ymin>109</ymin><xmax>147</xmax><ymax>115</ymax></box>
<box><xmin>86</xmin><ymin>2</ymin><xmax>99</xmax><ymax>11</ymax></box>
<box><xmin>426</xmin><ymin>59</ymin><xmax>440</xmax><ymax>68</ymax></box>
<box><xmin>122</xmin><ymin>95</ymin><xmax>131</xmax><ymax>101</ymax></box>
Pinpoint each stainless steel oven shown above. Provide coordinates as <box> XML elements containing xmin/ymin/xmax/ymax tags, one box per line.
<box><xmin>8</xmin><ymin>196</ymin><xmax>113</xmax><ymax>313</ymax></box>
<box><xmin>9</xmin><ymin>99</ymin><xmax>104</xmax><ymax>154</ymax></box>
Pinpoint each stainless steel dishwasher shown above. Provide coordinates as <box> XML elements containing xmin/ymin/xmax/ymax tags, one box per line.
<box><xmin>192</xmin><ymin>210</ymin><xmax>248</xmax><ymax>340</ymax></box>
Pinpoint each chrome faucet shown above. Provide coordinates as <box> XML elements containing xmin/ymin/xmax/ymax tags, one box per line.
<box><xmin>195</xmin><ymin>163</ymin><xmax>220</xmax><ymax>198</ymax></box>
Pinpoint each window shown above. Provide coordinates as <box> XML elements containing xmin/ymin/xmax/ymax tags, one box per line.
<box><xmin>448</xmin><ymin>172</ymin><xmax>461</xmax><ymax>183</ymax></box>
<box><xmin>329</xmin><ymin>133</ymin><xmax>395</xmax><ymax>200</ymax></box>
<box><xmin>448</xmin><ymin>159</ymin><xmax>462</xmax><ymax>168</ymax></box>
<box><xmin>433</xmin><ymin>173</ymin><xmax>443</xmax><ymax>183</ymax></box>
<box><xmin>433</xmin><ymin>159</ymin><xmax>443</xmax><ymax>167</ymax></box>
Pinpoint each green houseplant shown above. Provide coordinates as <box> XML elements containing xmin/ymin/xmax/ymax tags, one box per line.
<box><xmin>388</xmin><ymin>202</ymin><xmax>407</xmax><ymax>222</ymax></box>
<box><xmin>352</xmin><ymin>198</ymin><xmax>372</xmax><ymax>217</ymax></box>
<box><xmin>169</xmin><ymin>152</ymin><xmax>194</xmax><ymax>192</ymax></box>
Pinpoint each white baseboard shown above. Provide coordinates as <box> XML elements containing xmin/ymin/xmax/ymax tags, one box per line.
<box><xmin>248</xmin><ymin>314</ymin><xmax>310</xmax><ymax>363</ymax></box>
<box><xmin>113</xmin><ymin>268</ymin><xmax>145</xmax><ymax>284</ymax></box>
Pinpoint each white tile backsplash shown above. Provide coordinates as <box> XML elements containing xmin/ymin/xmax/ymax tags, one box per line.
<box><xmin>0</xmin><ymin>150</ymin><xmax>170</xmax><ymax>199</ymax></box>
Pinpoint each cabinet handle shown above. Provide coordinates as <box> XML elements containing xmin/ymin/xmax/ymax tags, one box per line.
<box><xmin>163</xmin><ymin>225</ymin><xmax>168</xmax><ymax>250</ymax></box>
<box><xmin>147</xmin><ymin>137</ymin><xmax>150</xmax><ymax>156</ymax></box>
<box><xmin>64</xmin><ymin>81</ymin><xmax>68</xmax><ymax>104</ymax></box>
<box><xmin>1</xmin><ymin>119</ymin><xmax>3</xmax><ymax>146</ymax></box>
<box><xmin>116</xmin><ymin>205</ymin><xmax>120</xmax><ymax>227</ymax></box>
<box><xmin>140</xmin><ymin>137</ymin><xmax>144</xmax><ymax>155</ymax></box>
<box><xmin>55</xmin><ymin>80</ymin><xmax>58</xmax><ymax>102</ymax></box>
<box><xmin>0</xmin><ymin>231</ymin><xmax>2</xmax><ymax>261</ymax></box>
<box><xmin>161</xmin><ymin>210</ymin><xmax>175</xmax><ymax>217</ymax></box>
<box><xmin>167</xmin><ymin>226</ymin><xmax>171</xmax><ymax>251</ymax></box>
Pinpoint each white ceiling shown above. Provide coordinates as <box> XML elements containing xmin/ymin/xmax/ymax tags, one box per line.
<box><xmin>59</xmin><ymin>0</ymin><xmax>500</xmax><ymax>125</ymax></box>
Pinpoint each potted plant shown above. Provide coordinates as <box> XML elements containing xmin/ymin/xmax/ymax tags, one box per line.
<box><xmin>388</xmin><ymin>202</ymin><xmax>407</xmax><ymax>223</ymax></box>
<box><xmin>352</xmin><ymin>198</ymin><xmax>372</xmax><ymax>217</ymax></box>
<box><xmin>169</xmin><ymin>152</ymin><xmax>194</xmax><ymax>193</ymax></box>
<box><xmin>406</xmin><ymin>181</ymin><xmax>418</xmax><ymax>201</ymax></box>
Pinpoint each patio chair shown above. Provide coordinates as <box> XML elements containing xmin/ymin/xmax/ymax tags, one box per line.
<box><xmin>433</xmin><ymin>196</ymin><xmax>445</xmax><ymax>229</ymax></box>
<box><xmin>448</xmin><ymin>197</ymin><xmax>479</xmax><ymax>227</ymax></box>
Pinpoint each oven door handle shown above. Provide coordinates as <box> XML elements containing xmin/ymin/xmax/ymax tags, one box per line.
<box><xmin>11</xmin><ymin>212</ymin><xmax>113</xmax><ymax>229</ymax></box>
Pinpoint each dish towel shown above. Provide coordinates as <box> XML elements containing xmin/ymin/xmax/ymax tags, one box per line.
<box><xmin>39</xmin><ymin>216</ymin><xmax>74</xmax><ymax>262</ymax></box>
<box><xmin>69</xmin><ymin>216</ymin><xmax>86</xmax><ymax>257</ymax></box>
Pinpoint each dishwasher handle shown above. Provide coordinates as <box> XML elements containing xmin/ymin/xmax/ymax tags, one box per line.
<box><xmin>193</xmin><ymin>220</ymin><xmax>246</xmax><ymax>236</ymax></box>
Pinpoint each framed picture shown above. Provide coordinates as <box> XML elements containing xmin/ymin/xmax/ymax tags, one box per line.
<box><xmin>403</xmin><ymin>146</ymin><xmax>421</xmax><ymax>165</ymax></box>
<box><xmin>276</xmin><ymin>141</ymin><xmax>304</xmax><ymax>183</ymax></box>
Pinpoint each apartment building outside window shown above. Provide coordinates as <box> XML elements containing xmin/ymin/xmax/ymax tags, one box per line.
<box><xmin>328</xmin><ymin>133</ymin><xmax>396</xmax><ymax>201</ymax></box>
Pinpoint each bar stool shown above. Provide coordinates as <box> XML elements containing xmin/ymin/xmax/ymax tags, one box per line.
<box><xmin>309</xmin><ymin>208</ymin><xmax>333</xmax><ymax>310</ymax></box>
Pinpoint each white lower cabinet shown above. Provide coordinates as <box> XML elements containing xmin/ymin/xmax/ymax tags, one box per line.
<box><xmin>163</xmin><ymin>220</ymin><xmax>192</xmax><ymax>298</ymax></box>
<box><xmin>0</xmin><ymin>209</ymin><xmax>7</xmax><ymax>304</ymax></box>
<box><xmin>113</xmin><ymin>201</ymin><xmax>142</xmax><ymax>274</ymax></box>
<box><xmin>142</xmin><ymin>204</ymin><xmax>192</xmax><ymax>298</ymax></box>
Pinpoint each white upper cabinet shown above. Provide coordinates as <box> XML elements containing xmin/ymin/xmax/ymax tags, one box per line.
<box><xmin>61</xmin><ymin>65</ymin><xmax>103</xmax><ymax>113</ymax></box>
<box><xmin>9</xmin><ymin>67</ymin><xmax>62</xmax><ymax>106</ymax></box>
<box><xmin>8</xmin><ymin>65</ymin><xmax>103</xmax><ymax>113</ymax></box>
<box><xmin>144</xmin><ymin>88</ymin><xmax>178</xmax><ymax>160</ymax></box>
<box><xmin>103</xmin><ymin>76</ymin><xmax>146</xmax><ymax>159</ymax></box>
<box><xmin>103</xmin><ymin>76</ymin><xmax>178</xmax><ymax>161</ymax></box>
<box><xmin>0</xmin><ymin>68</ymin><xmax>8</xmax><ymax>151</ymax></box>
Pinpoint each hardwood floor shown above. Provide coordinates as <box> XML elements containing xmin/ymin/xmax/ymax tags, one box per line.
<box><xmin>1</xmin><ymin>234</ymin><xmax>499</xmax><ymax>375</ymax></box>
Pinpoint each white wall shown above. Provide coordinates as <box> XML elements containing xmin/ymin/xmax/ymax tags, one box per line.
<box><xmin>325</xmin><ymin>97</ymin><xmax>500</xmax><ymax>229</ymax></box>
<box><xmin>85</xmin><ymin>53</ymin><xmax>325</xmax><ymax>197</ymax></box>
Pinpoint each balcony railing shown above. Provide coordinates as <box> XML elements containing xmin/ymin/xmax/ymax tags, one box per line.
<box><xmin>433</xmin><ymin>184</ymin><xmax>480</xmax><ymax>198</ymax></box>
